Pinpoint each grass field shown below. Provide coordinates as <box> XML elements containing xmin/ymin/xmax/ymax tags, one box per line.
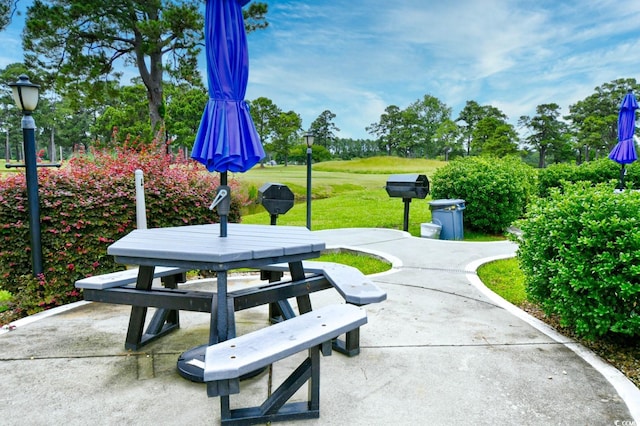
<box><xmin>0</xmin><ymin>159</ymin><xmax>21</xmax><ymax>174</ymax></box>
<box><xmin>235</xmin><ymin>157</ymin><xmax>440</xmax><ymax>237</ymax></box>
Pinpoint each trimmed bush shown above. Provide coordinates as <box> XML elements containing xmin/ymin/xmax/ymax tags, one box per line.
<box><xmin>536</xmin><ymin>162</ymin><xmax>577</xmax><ymax>197</ymax></box>
<box><xmin>0</xmin><ymin>145</ymin><xmax>247</xmax><ymax>316</ymax></box>
<box><xmin>515</xmin><ymin>182</ymin><xmax>640</xmax><ymax>338</ymax></box>
<box><xmin>538</xmin><ymin>158</ymin><xmax>635</xmax><ymax>197</ymax></box>
<box><xmin>430</xmin><ymin>156</ymin><xmax>536</xmax><ymax>233</ymax></box>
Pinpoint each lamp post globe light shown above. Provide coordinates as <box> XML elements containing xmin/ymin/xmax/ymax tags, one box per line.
<box><xmin>304</xmin><ymin>130</ymin><xmax>314</xmax><ymax>230</ymax></box>
<box><xmin>8</xmin><ymin>74</ymin><xmax>43</xmax><ymax>276</ymax></box>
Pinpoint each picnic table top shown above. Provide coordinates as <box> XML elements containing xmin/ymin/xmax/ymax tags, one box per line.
<box><xmin>107</xmin><ymin>223</ymin><xmax>326</xmax><ymax>268</ymax></box>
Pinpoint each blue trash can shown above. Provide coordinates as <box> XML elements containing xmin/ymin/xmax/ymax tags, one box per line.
<box><xmin>429</xmin><ymin>199</ymin><xmax>465</xmax><ymax>240</ymax></box>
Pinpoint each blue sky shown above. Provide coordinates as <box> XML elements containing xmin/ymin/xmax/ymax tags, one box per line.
<box><xmin>3</xmin><ymin>0</ymin><xmax>640</xmax><ymax>140</ymax></box>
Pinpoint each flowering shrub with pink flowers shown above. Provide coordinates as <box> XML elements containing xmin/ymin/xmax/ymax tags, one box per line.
<box><xmin>0</xmin><ymin>142</ymin><xmax>247</xmax><ymax>318</ymax></box>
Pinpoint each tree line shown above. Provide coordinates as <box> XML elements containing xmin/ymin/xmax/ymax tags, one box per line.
<box><xmin>0</xmin><ymin>1</ymin><xmax>635</xmax><ymax>167</ymax></box>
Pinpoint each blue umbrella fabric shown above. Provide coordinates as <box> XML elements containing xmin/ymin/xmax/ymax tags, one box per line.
<box><xmin>191</xmin><ymin>0</ymin><xmax>265</xmax><ymax>173</ymax></box>
<box><xmin>609</xmin><ymin>90</ymin><xmax>638</xmax><ymax>189</ymax></box>
<box><xmin>609</xmin><ymin>90</ymin><xmax>638</xmax><ymax>165</ymax></box>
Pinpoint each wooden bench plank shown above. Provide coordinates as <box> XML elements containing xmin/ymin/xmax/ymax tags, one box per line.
<box><xmin>203</xmin><ymin>304</ymin><xmax>367</xmax><ymax>382</ymax></box>
<box><xmin>74</xmin><ymin>266</ymin><xmax>187</xmax><ymax>290</ymax></box>
<box><xmin>262</xmin><ymin>261</ymin><xmax>387</xmax><ymax>305</ymax></box>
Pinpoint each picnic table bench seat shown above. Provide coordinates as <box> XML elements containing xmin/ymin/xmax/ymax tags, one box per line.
<box><xmin>74</xmin><ymin>266</ymin><xmax>188</xmax><ymax>290</ymax></box>
<box><xmin>261</xmin><ymin>261</ymin><xmax>386</xmax><ymax>356</ymax></box>
<box><xmin>260</xmin><ymin>261</ymin><xmax>387</xmax><ymax>305</ymax></box>
<box><xmin>204</xmin><ymin>303</ymin><xmax>367</xmax><ymax>425</ymax></box>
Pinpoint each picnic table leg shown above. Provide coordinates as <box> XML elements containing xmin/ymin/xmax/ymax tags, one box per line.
<box><xmin>205</xmin><ymin>271</ymin><xmax>241</xmax><ymax>394</ymax></box>
<box><xmin>208</xmin><ymin>276</ymin><xmax>236</xmax><ymax>346</ymax></box>
<box><xmin>290</xmin><ymin>261</ymin><xmax>313</xmax><ymax>314</ymax></box>
<box><xmin>138</xmin><ymin>271</ymin><xmax>184</xmax><ymax>346</ymax></box>
<box><xmin>262</xmin><ymin>270</ymin><xmax>292</xmax><ymax>323</ymax></box>
<box><xmin>332</xmin><ymin>324</ymin><xmax>361</xmax><ymax>357</ymax></box>
<box><xmin>125</xmin><ymin>265</ymin><xmax>155</xmax><ymax>350</ymax></box>
<box><xmin>159</xmin><ymin>271</ymin><xmax>184</xmax><ymax>328</ymax></box>
<box><xmin>124</xmin><ymin>269</ymin><xmax>185</xmax><ymax>350</ymax></box>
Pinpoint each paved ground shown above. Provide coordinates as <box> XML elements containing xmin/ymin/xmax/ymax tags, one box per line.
<box><xmin>1</xmin><ymin>228</ymin><xmax>639</xmax><ymax>425</ymax></box>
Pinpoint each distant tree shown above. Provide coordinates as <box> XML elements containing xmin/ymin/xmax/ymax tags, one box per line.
<box><xmin>367</xmin><ymin>105</ymin><xmax>404</xmax><ymax>156</ymax></box>
<box><xmin>473</xmin><ymin>116</ymin><xmax>518</xmax><ymax>157</ymax></box>
<box><xmin>242</xmin><ymin>1</ymin><xmax>268</xmax><ymax>32</ymax></box>
<box><xmin>367</xmin><ymin>95</ymin><xmax>451</xmax><ymax>158</ymax></box>
<box><xmin>165</xmin><ymin>83</ymin><xmax>207</xmax><ymax>153</ymax></box>
<box><xmin>433</xmin><ymin>119</ymin><xmax>462</xmax><ymax>160</ymax></box>
<box><xmin>575</xmin><ymin>115</ymin><xmax>610</xmax><ymax>161</ymax></box>
<box><xmin>36</xmin><ymin>95</ymin><xmax>96</xmax><ymax>154</ymax></box>
<box><xmin>91</xmin><ymin>84</ymin><xmax>151</xmax><ymax>147</ymax></box>
<box><xmin>331</xmin><ymin>137</ymin><xmax>380</xmax><ymax>159</ymax></box>
<box><xmin>405</xmin><ymin>94</ymin><xmax>451</xmax><ymax>158</ymax></box>
<box><xmin>456</xmin><ymin>100</ymin><xmax>507</xmax><ymax>156</ymax></box>
<box><xmin>0</xmin><ymin>0</ymin><xmax>16</xmax><ymax>30</ymax></box>
<box><xmin>249</xmin><ymin>97</ymin><xmax>281</xmax><ymax>145</ymax></box>
<box><xmin>519</xmin><ymin>103</ymin><xmax>568</xmax><ymax>168</ymax></box>
<box><xmin>567</xmin><ymin>78</ymin><xmax>640</xmax><ymax>158</ymax></box>
<box><xmin>271</xmin><ymin>110</ymin><xmax>302</xmax><ymax>166</ymax></box>
<box><xmin>310</xmin><ymin>110</ymin><xmax>340</xmax><ymax>150</ymax></box>
<box><xmin>288</xmin><ymin>143</ymin><xmax>331</xmax><ymax>164</ymax></box>
<box><xmin>548</xmin><ymin>132</ymin><xmax>576</xmax><ymax>165</ymax></box>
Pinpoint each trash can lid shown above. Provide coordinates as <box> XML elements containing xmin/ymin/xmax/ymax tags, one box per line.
<box><xmin>429</xmin><ymin>198</ymin><xmax>465</xmax><ymax>207</ymax></box>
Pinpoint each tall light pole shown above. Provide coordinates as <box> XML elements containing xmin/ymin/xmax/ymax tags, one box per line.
<box><xmin>8</xmin><ymin>75</ymin><xmax>42</xmax><ymax>276</ymax></box>
<box><xmin>304</xmin><ymin>130</ymin><xmax>314</xmax><ymax>230</ymax></box>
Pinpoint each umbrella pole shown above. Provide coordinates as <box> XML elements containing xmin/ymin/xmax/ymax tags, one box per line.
<box><xmin>220</xmin><ymin>171</ymin><xmax>228</xmax><ymax>237</ymax></box>
<box><xmin>620</xmin><ymin>164</ymin><xmax>626</xmax><ymax>190</ymax></box>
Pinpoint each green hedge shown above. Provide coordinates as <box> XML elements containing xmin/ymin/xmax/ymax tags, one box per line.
<box><xmin>537</xmin><ymin>158</ymin><xmax>640</xmax><ymax>197</ymax></box>
<box><xmin>430</xmin><ymin>156</ymin><xmax>536</xmax><ymax>233</ymax></box>
<box><xmin>515</xmin><ymin>182</ymin><xmax>640</xmax><ymax>338</ymax></box>
<box><xmin>0</xmin><ymin>145</ymin><xmax>247</xmax><ymax>316</ymax></box>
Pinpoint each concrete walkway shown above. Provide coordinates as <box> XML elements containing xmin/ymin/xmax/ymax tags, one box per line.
<box><xmin>1</xmin><ymin>228</ymin><xmax>639</xmax><ymax>425</ymax></box>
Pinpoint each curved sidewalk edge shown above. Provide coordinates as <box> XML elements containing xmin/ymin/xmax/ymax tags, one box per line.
<box><xmin>0</xmin><ymin>300</ymin><xmax>91</xmax><ymax>336</ymax></box>
<box><xmin>466</xmin><ymin>254</ymin><xmax>640</xmax><ymax>424</ymax></box>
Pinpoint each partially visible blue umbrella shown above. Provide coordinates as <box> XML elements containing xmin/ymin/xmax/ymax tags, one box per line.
<box><xmin>192</xmin><ymin>0</ymin><xmax>265</xmax><ymax>236</ymax></box>
<box><xmin>609</xmin><ymin>90</ymin><xmax>638</xmax><ymax>189</ymax></box>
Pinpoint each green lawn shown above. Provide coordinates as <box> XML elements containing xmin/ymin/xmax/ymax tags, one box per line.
<box><xmin>317</xmin><ymin>251</ymin><xmax>391</xmax><ymax>275</ymax></box>
<box><xmin>477</xmin><ymin>258</ymin><xmax>526</xmax><ymax>305</ymax></box>
<box><xmin>237</xmin><ymin>157</ymin><xmax>501</xmax><ymax>241</ymax></box>
<box><xmin>0</xmin><ymin>159</ymin><xmax>21</xmax><ymax>174</ymax></box>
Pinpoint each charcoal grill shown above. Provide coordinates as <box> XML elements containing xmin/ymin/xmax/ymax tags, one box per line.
<box><xmin>257</xmin><ymin>182</ymin><xmax>295</xmax><ymax>225</ymax></box>
<box><xmin>385</xmin><ymin>174</ymin><xmax>430</xmax><ymax>231</ymax></box>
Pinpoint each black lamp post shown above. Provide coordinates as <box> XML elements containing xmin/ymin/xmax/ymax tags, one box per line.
<box><xmin>8</xmin><ymin>75</ymin><xmax>42</xmax><ymax>276</ymax></box>
<box><xmin>304</xmin><ymin>130</ymin><xmax>314</xmax><ymax>230</ymax></box>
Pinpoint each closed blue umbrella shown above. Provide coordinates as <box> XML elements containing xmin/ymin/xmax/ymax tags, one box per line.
<box><xmin>192</xmin><ymin>0</ymin><xmax>265</xmax><ymax>236</ymax></box>
<box><xmin>609</xmin><ymin>90</ymin><xmax>638</xmax><ymax>189</ymax></box>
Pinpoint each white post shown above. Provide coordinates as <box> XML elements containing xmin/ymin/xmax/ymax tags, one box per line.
<box><xmin>134</xmin><ymin>169</ymin><xmax>147</xmax><ymax>229</ymax></box>
<box><xmin>5</xmin><ymin>129</ymin><xmax>9</xmax><ymax>162</ymax></box>
<box><xmin>50</xmin><ymin>129</ymin><xmax>56</xmax><ymax>162</ymax></box>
